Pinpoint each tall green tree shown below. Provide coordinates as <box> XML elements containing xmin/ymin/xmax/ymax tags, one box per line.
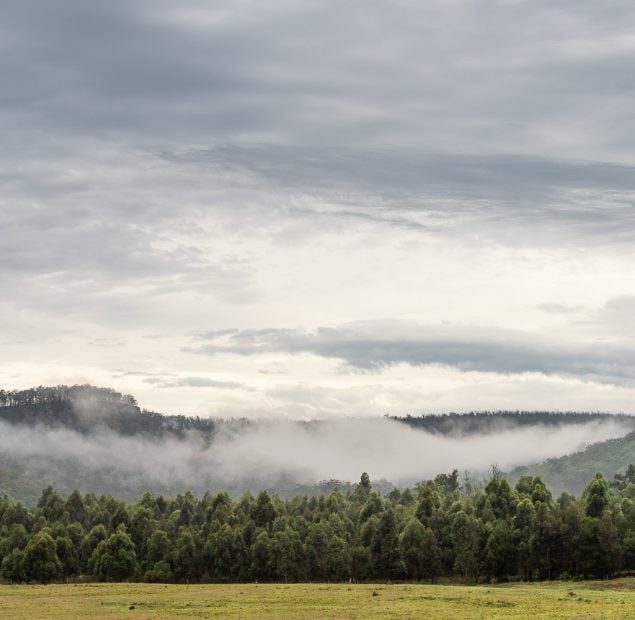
<box><xmin>483</xmin><ymin>520</ymin><xmax>516</xmax><ymax>581</ymax></box>
<box><xmin>251</xmin><ymin>492</ymin><xmax>277</xmax><ymax>529</ymax></box>
<box><xmin>172</xmin><ymin>526</ymin><xmax>202</xmax><ymax>583</ymax></box>
<box><xmin>400</xmin><ymin>517</ymin><xmax>426</xmax><ymax>580</ymax></box>
<box><xmin>0</xmin><ymin>548</ymin><xmax>25</xmax><ymax>582</ymax></box>
<box><xmin>90</xmin><ymin>527</ymin><xmax>137</xmax><ymax>581</ymax></box>
<box><xmin>584</xmin><ymin>474</ymin><xmax>609</xmax><ymax>518</ymax></box>
<box><xmin>22</xmin><ymin>531</ymin><xmax>62</xmax><ymax>583</ymax></box>
<box><xmin>370</xmin><ymin>509</ymin><xmax>403</xmax><ymax>579</ymax></box>
<box><xmin>250</xmin><ymin>530</ymin><xmax>272</xmax><ymax>581</ymax></box>
<box><xmin>450</xmin><ymin>511</ymin><xmax>481</xmax><ymax>581</ymax></box>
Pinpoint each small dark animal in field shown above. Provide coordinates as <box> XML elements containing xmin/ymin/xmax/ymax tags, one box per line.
<box><xmin>372</xmin><ymin>591</ymin><xmax>379</xmax><ymax>597</ymax></box>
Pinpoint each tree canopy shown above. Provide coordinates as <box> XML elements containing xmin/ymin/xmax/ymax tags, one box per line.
<box><xmin>0</xmin><ymin>468</ymin><xmax>633</xmax><ymax>584</ymax></box>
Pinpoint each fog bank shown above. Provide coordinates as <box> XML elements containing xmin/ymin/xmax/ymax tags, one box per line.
<box><xmin>0</xmin><ymin>417</ymin><xmax>629</xmax><ymax>499</ymax></box>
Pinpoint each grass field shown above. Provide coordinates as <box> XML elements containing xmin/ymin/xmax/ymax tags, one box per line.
<box><xmin>1</xmin><ymin>579</ymin><xmax>634</xmax><ymax>619</ymax></box>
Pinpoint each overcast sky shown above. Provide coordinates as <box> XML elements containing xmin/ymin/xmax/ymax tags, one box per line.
<box><xmin>2</xmin><ymin>0</ymin><xmax>635</xmax><ymax>418</ymax></box>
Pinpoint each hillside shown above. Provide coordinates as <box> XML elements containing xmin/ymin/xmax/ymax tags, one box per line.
<box><xmin>4</xmin><ymin>385</ymin><xmax>633</xmax><ymax>437</ymax></box>
<box><xmin>393</xmin><ymin>411</ymin><xmax>635</xmax><ymax>435</ymax></box>
<box><xmin>0</xmin><ymin>467</ymin><xmax>42</xmax><ymax>506</ymax></box>
<box><xmin>1</xmin><ymin>384</ymin><xmax>633</xmax><ymax>504</ymax></box>
<box><xmin>0</xmin><ymin>385</ymin><xmax>216</xmax><ymax>437</ymax></box>
<box><xmin>508</xmin><ymin>430</ymin><xmax>635</xmax><ymax>496</ymax></box>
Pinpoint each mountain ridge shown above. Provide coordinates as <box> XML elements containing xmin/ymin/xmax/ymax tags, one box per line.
<box><xmin>1</xmin><ymin>384</ymin><xmax>633</xmax><ymax>503</ymax></box>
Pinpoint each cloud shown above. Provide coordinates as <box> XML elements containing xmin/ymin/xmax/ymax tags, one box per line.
<box><xmin>2</xmin><ymin>0</ymin><xmax>635</xmax><ymax>416</ymax></box>
<box><xmin>190</xmin><ymin>320</ymin><xmax>635</xmax><ymax>385</ymax></box>
<box><xmin>161</xmin><ymin>143</ymin><xmax>635</xmax><ymax>246</ymax></box>
<box><xmin>2</xmin><ymin>1</ymin><xmax>635</xmax><ymax>156</ymax></box>
<box><xmin>0</xmin><ymin>417</ymin><xmax>630</xmax><ymax>497</ymax></box>
<box><xmin>142</xmin><ymin>376</ymin><xmax>246</xmax><ymax>390</ymax></box>
<box><xmin>538</xmin><ymin>303</ymin><xmax>582</xmax><ymax>315</ymax></box>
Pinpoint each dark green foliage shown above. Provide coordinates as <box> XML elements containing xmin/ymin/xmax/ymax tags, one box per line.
<box><xmin>399</xmin><ymin>518</ymin><xmax>426</xmax><ymax>579</ymax></box>
<box><xmin>359</xmin><ymin>493</ymin><xmax>383</xmax><ymax>523</ymax></box>
<box><xmin>395</xmin><ymin>411</ymin><xmax>635</xmax><ymax>435</ymax></box>
<box><xmin>80</xmin><ymin>524</ymin><xmax>107</xmax><ymax>565</ymax></box>
<box><xmin>144</xmin><ymin>529</ymin><xmax>171</xmax><ymax>570</ymax></box>
<box><xmin>0</xmin><ymin>467</ymin><xmax>632</xmax><ymax>584</ymax></box>
<box><xmin>89</xmin><ymin>527</ymin><xmax>137</xmax><ymax>581</ymax></box>
<box><xmin>611</xmin><ymin>464</ymin><xmax>635</xmax><ymax>492</ymax></box>
<box><xmin>450</xmin><ymin>510</ymin><xmax>482</xmax><ymax>580</ymax></box>
<box><xmin>510</xmin><ymin>431</ymin><xmax>635</xmax><ymax>497</ymax></box>
<box><xmin>0</xmin><ymin>548</ymin><xmax>25</xmax><ymax>582</ymax></box>
<box><xmin>251</xmin><ymin>492</ymin><xmax>277</xmax><ymax>528</ymax></box>
<box><xmin>434</xmin><ymin>470</ymin><xmax>460</xmax><ymax>495</ymax></box>
<box><xmin>370</xmin><ymin>509</ymin><xmax>403</xmax><ymax>579</ymax></box>
<box><xmin>0</xmin><ymin>384</ymin><xmax>214</xmax><ymax>438</ymax></box>
<box><xmin>145</xmin><ymin>559</ymin><xmax>174</xmax><ymax>582</ymax></box>
<box><xmin>420</xmin><ymin>527</ymin><xmax>442</xmax><ymax>582</ymax></box>
<box><xmin>483</xmin><ymin>520</ymin><xmax>516</xmax><ymax>580</ymax></box>
<box><xmin>172</xmin><ymin>527</ymin><xmax>202</xmax><ymax>582</ymax></box>
<box><xmin>204</xmin><ymin>523</ymin><xmax>245</xmax><ymax>581</ymax></box>
<box><xmin>55</xmin><ymin>536</ymin><xmax>79</xmax><ymax>578</ymax></box>
<box><xmin>22</xmin><ymin>531</ymin><xmax>62</xmax><ymax>583</ymax></box>
<box><xmin>415</xmin><ymin>482</ymin><xmax>441</xmax><ymax>527</ymax></box>
<box><xmin>249</xmin><ymin>530</ymin><xmax>272</xmax><ymax>581</ymax></box>
<box><xmin>584</xmin><ymin>474</ymin><xmax>610</xmax><ymax>518</ymax></box>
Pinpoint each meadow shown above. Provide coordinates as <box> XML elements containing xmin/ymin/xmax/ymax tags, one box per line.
<box><xmin>1</xmin><ymin>578</ymin><xmax>634</xmax><ymax>619</ymax></box>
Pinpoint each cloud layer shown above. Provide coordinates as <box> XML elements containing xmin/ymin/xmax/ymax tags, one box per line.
<box><xmin>190</xmin><ymin>320</ymin><xmax>635</xmax><ymax>384</ymax></box>
<box><xmin>0</xmin><ymin>417</ymin><xmax>629</xmax><ymax>497</ymax></box>
<box><xmin>2</xmin><ymin>1</ymin><xmax>635</xmax><ymax>416</ymax></box>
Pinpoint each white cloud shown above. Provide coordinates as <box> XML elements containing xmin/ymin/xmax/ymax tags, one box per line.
<box><xmin>2</xmin><ymin>1</ymin><xmax>635</xmax><ymax>417</ymax></box>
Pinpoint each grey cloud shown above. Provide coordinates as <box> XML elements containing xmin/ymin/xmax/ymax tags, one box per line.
<box><xmin>2</xmin><ymin>1</ymin><xmax>635</xmax><ymax>155</ymax></box>
<box><xmin>591</xmin><ymin>296</ymin><xmax>635</xmax><ymax>339</ymax></box>
<box><xmin>3</xmin><ymin>0</ymin><xmax>635</xmax><ymax>413</ymax></box>
<box><xmin>2</xmin><ymin>0</ymin><xmax>634</xmax><ymax>303</ymax></box>
<box><xmin>88</xmin><ymin>338</ymin><xmax>124</xmax><ymax>348</ymax></box>
<box><xmin>0</xmin><ymin>148</ymin><xmax>263</xmax><ymax>324</ymax></box>
<box><xmin>142</xmin><ymin>376</ymin><xmax>246</xmax><ymax>390</ymax></box>
<box><xmin>163</xmin><ymin>143</ymin><xmax>635</xmax><ymax>244</ymax></box>
<box><xmin>113</xmin><ymin>371</ymin><xmax>177</xmax><ymax>379</ymax></box>
<box><xmin>190</xmin><ymin>320</ymin><xmax>635</xmax><ymax>384</ymax></box>
<box><xmin>169</xmin><ymin>144</ymin><xmax>635</xmax><ymax>198</ymax></box>
<box><xmin>538</xmin><ymin>303</ymin><xmax>583</xmax><ymax>315</ymax></box>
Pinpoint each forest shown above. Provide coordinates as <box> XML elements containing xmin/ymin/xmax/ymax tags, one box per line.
<box><xmin>4</xmin><ymin>385</ymin><xmax>634</xmax><ymax>439</ymax></box>
<box><xmin>0</xmin><ymin>385</ymin><xmax>216</xmax><ymax>437</ymax></box>
<box><xmin>4</xmin><ymin>384</ymin><xmax>634</xmax><ymax>504</ymax></box>
<box><xmin>1</xmin><ymin>467</ymin><xmax>633</xmax><ymax>585</ymax></box>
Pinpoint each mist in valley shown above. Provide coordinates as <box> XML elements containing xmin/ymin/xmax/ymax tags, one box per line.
<box><xmin>0</xmin><ymin>414</ymin><xmax>629</xmax><ymax>500</ymax></box>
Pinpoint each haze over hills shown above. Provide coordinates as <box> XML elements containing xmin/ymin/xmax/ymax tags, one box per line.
<box><xmin>509</xmin><ymin>430</ymin><xmax>635</xmax><ymax>497</ymax></box>
<box><xmin>1</xmin><ymin>385</ymin><xmax>633</xmax><ymax>504</ymax></box>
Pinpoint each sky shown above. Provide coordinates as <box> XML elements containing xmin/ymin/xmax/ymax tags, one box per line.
<box><xmin>2</xmin><ymin>0</ymin><xmax>635</xmax><ymax>418</ymax></box>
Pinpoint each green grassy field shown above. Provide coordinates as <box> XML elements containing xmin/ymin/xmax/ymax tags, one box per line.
<box><xmin>1</xmin><ymin>579</ymin><xmax>633</xmax><ymax>619</ymax></box>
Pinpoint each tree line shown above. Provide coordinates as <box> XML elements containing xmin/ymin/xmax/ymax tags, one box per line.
<box><xmin>0</xmin><ymin>385</ymin><xmax>138</xmax><ymax>408</ymax></box>
<box><xmin>1</xmin><ymin>467</ymin><xmax>633</xmax><ymax>584</ymax></box>
<box><xmin>5</xmin><ymin>385</ymin><xmax>634</xmax><ymax>438</ymax></box>
<box><xmin>0</xmin><ymin>384</ymin><xmax>215</xmax><ymax>438</ymax></box>
<box><xmin>394</xmin><ymin>411</ymin><xmax>635</xmax><ymax>434</ymax></box>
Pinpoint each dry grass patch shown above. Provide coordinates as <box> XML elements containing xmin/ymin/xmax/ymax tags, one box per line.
<box><xmin>0</xmin><ymin>579</ymin><xmax>633</xmax><ymax>619</ymax></box>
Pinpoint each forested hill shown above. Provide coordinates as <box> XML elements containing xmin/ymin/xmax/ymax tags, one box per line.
<box><xmin>3</xmin><ymin>385</ymin><xmax>634</xmax><ymax>438</ymax></box>
<box><xmin>1</xmin><ymin>385</ymin><xmax>633</xmax><ymax>504</ymax></box>
<box><xmin>509</xmin><ymin>430</ymin><xmax>635</xmax><ymax>497</ymax></box>
<box><xmin>0</xmin><ymin>385</ymin><xmax>215</xmax><ymax>437</ymax></box>
<box><xmin>393</xmin><ymin>411</ymin><xmax>635</xmax><ymax>435</ymax></box>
